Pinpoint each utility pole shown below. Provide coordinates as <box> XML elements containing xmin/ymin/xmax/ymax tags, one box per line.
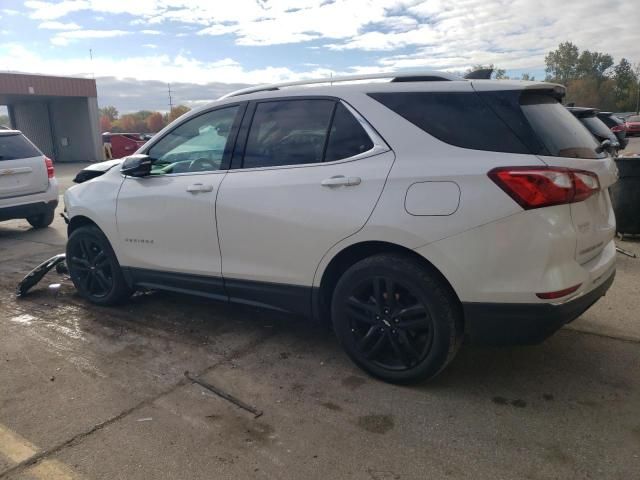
<box><xmin>168</xmin><ymin>83</ymin><xmax>173</xmax><ymax>113</ymax></box>
<box><xmin>635</xmin><ymin>64</ymin><xmax>640</xmax><ymax>114</ymax></box>
<box><xmin>89</xmin><ymin>48</ymin><xmax>94</xmax><ymax>79</ymax></box>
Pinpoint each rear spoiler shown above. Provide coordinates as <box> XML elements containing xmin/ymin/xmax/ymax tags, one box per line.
<box><xmin>464</xmin><ymin>68</ymin><xmax>493</xmax><ymax>80</ymax></box>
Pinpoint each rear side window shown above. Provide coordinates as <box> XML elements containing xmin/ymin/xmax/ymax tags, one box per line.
<box><xmin>0</xmin><ymin>134</ymin><xmax>42</xmax><ymax>161</ymax></box>
<box><xmin>325</xmin><ymin>103</ymin><xmax>374</xmax><ymax>162</ymax></box>
<box><xmin>243</xmin><ymin>99</ymin><xmax>334</xmax><ymax>168</ymax></box>
<box><xmin>368</xmin><ymin>92</ymin><xmax>530</xmax><ymax>154</ymax></box>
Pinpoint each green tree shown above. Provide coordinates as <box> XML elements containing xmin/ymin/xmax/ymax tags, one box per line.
<box><xmin>0</xmin><ymin>114</ymin><xmax>9</xmax><ymax>127</ymax></box>
<box><xmin>613</xmin><ymin>58</ymin><xmax>638</xmax><ymax>111</ymax></box>
<box><xmin>576</xmin><ymin>50</ymin><xmax>614</xmax><ymax>81</ymax></box>
<box><xmin>520</xmin><ymin>73</ymin><xmax>535</xmax><ymax>81</ymax></box>
<box><xmin>99</xmin><ymin>106</ymin><xmax>119</xmax><ymax>121</ymax></box>
<box><xmin>545</xmin><ymin>41</ymin><xmax>580</xmax><ymax>84</ymax></box>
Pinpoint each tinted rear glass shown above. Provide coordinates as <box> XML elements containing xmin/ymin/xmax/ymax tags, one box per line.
<box><xmin>519</xmin><ymin>95</ymin><xmax>605</xmax><ymax>159</ymax></box>
<box><xmin>369</xmin><ymin>90</ymin><xmax>606</xmax><ymax>159</ymax></box>
<box><xmin>368</xmin><ymin>92</ymin><xmax>530</xmax><ymax>154</ymax></box>
<box><xmin>598</xmin><ymin>114</ymin><xmax>623</xmax><ymax>128</ymax></box>
<box><xmin>581</xmin><ymin>116</ymin><xmax>616</xmax><ymax>141</ymax></box>
<box><xmin>0</xmin><ymin>133</ymin><xmax>42</xmax><ymax>161</ymax></box>
<box><xmin>325</xmin><ymin>103</ymin><xmax>374</xmax><ymax>162</ymax></box>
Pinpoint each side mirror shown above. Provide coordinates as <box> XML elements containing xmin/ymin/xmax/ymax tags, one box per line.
<box><xmin>121</xmin><ymin>154</ymin><xmax>152</xmax><ymax>177</ymax></box>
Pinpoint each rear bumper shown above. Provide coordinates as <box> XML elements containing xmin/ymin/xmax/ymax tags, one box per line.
<box><xmin>0</xmin><ymin>199</ymin><xmax>58</xmax><ymax>222</ymax></box>
<box><xmin>463</xmin><ymin>269</ymin><xmax>615</xmax><ymax>346</ymax></box>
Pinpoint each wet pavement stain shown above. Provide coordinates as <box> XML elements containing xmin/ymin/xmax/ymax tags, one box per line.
<box><xmin>356</xmin><ymin>414</ymin><xmax>394</xmax><ymax>434</ymax></box>
<box><xmin>492</xmin><ymin>396</ymin><xmax>527</xmax><ymax>408</ymax></box>
<box><xmin>319</xmin><ymin>401</ymin><xmax>342</xmax><ymax>412</ymax></box>
<box><xmin>342</xmin><ymin>375</ymin><xmax>367</xmax><ymax>389</ymax></box>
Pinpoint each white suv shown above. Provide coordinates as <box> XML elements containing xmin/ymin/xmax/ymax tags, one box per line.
<box><xmin>64</xmin><ymin>72</ymin><xmax>617</xmax><ymax>383</ymax></box>
<box><xmin>0</xmin><ymin>130</ymin><xmax>58</xmax><ymax>228</ymax></box>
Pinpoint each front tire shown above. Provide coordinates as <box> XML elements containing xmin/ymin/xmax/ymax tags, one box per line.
<box><xmin>331</xmin><ymin>254</ymin><xmax>462</xmax><ymax>384</ymax></box>
<box><xmin>27</xmin><ymin>208</ymin><xmax>55</xmax><ymax>229</ymax></box>
<box><xmin>66</xmin><ymin>225</ymin><xmax>132</xmax><ymax>305</ymax></box>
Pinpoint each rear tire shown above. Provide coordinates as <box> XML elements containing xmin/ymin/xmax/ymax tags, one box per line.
<box><xmin>331</xmin><ymin>254</ymin><xmax>462</xmax><ymax>384</ymax></box>
<box><xmin>66</xmin><ymin>225</ymin><xmax>133</xmax><ymax>305</ymax></box>
<box><xmin>27</xmin><ymin>208</ymin><xmax>55</xmax><ymax>229</ymax></box>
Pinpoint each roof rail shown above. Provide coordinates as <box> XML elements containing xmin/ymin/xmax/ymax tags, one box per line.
<box><xmin>219</xmin><ymin>71</ymin><xmax>463</xmax><ymax>99</ymax></box>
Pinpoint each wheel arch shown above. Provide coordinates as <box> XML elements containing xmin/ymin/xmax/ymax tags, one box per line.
<box><xmin>314</xmin><ymin>240</ymin><xmax>462</xmax><ymax>324</ymax></box>
<box><xmin>67</xmin><ymin>215</ymin><xmax>101</xmax><ymax>236</ymax></box>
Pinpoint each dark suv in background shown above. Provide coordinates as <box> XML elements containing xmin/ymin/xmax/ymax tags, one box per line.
<box><xmin>597</xmin><ymin>111</ymin><xmax>628</xmax><ymax>149</ymax></box>
<box><xmin>567</xmin><ymin>107</ymin><xmax>621</xmax><ymax>155</ymax></box>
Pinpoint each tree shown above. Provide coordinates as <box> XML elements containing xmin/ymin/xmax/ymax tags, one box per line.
<box><xmin>520</xmin><ymin>73</ymin><xmax>535</xmax><ymax>81</ymax></box>
<box><xmin>0</xmin><ymin>114</ymin><xmax>9</xmax><ymax>127</ymax></box>
<box><xmin>99</xmin><ymin>106</ymin><xmax>119</xmax><ymax>121</ymax></box>
<box><xmin>100</xmin><ymin>115</ymin><xmax>112</xmax><ymax>132</ymax></box>
<box><xmin>118</xmin><ymin>114</ymin><xmax>138</xmax><ymax>132</ymax></box>
<box><xmin>576</xmin><ymin>50</ymin><xmax>614</xmax><ymax>82</ymax></box>
<box><xmin>168</xmin><ymin>105</ymin><xmax>190</xmax><ymax>122</ymax></box>
<box><xmin>545</xmin><ymin>41</ymin><xmax>579</xmax><ymax>84</ymax></box>
<box><xmin>146</xmin><ymin>112</ymin><xmax>165</xmax><ymax>132</ymax></box>
<box><xmin>613</xmin><ymin>58</ymin><xmax>638</xmax><ymax>111</ymax></box>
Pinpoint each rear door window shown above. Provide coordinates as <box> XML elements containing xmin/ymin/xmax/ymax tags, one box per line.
<box><xmin>243</xmin><ymin>99</ymin><xmax>335</xmax><ymax>168</ymax></box>
<box><xmin>325</xmin><ymin>103</ymin><xmax>374</xmax><ymax>161</ymax></box>
<box><xmin>0</xmin><ymin>133</ymin><xmax>42</xmax><ymax>161</ymax></box>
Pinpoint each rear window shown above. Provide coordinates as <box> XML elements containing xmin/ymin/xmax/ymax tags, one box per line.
<box><xmin>598</xmin><ymin>114</ymin><xmax>623</xmax><ymax>128</ymax></box>
<box><xmin>519</xmin><ymin>95</ymin><xmax>605</xmax><ymax>159</ymax></box>
<box><xmin>580</xmin><ymin>116</ymin><xmax>615</xmax><ymax>141</ymax></box>
<box><xmin>369</xmin><ymin>90</ymin><xmax>605</xmax><ymax>159</ymax></box>
<box><xmin>0</xmin><ymin>133</ymin><xmax>42</xmax><ymax>161</ymax></box>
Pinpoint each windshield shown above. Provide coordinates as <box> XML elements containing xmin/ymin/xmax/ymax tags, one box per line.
<box><xmin>519</xmin><ymin>95</ymin><xmax>605</xmax><ymax>159</ymax></box>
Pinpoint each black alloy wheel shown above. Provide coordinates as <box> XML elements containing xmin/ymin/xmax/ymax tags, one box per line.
<box><xmin>345</xmin><ymin>276</ymin><xmax>433</xmax><ymax>371</ymax></box>
<box><xmin>66</xmin><ymin>225</ymin><xmax>133</xmax><ymax>305</ymax></box>
<box><xmin>332</xmin><ymin>254</ymin><xmax>462</xmax><ymax>384</ymax></box>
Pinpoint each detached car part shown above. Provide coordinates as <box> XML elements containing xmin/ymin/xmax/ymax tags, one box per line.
<box><xmin>16</xmin><ymin>254</ymin><xmax>67</xmax><ymax>297</ymax></box>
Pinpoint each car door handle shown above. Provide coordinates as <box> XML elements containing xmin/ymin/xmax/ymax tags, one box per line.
<box><xmin>186</xmin><ymin>183</ymin><xmax>214</xmax><ymax>193</ymax></box>
<box><xmin>321</xmin><ymin>175</ymin><xmax>361</xmax><ymax>187</ymax></box>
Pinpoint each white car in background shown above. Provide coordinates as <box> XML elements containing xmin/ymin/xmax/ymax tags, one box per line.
<box><xmin>64</xmin><ymin>72</ymin><xmax>617</xmax><ymax>383</ymax></box>
<box><xmin>0</xmin><ymin>130</ymin><xmax>58</xmax><ymax>228</ymax></box>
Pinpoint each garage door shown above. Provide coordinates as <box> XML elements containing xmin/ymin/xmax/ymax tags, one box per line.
<box><xmin>11</xmin><ymin>102</ymin><xmax>56</xmax><ymax>160</ymax></box>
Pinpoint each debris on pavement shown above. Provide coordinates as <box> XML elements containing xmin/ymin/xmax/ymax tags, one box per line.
<box><xmin>16</xmin><ymin>254</ymin><xmax>68</xmax><ymax>297</ymax></box>
<box><xmin>184</xmin><ymin>371</ymin><xmax>263</xmax><ymax>418</ymax></box>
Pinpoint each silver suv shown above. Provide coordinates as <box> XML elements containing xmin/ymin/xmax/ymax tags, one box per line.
<box><xmin>0</xmin><ymin>130</ymin><xmax>58</xmax><ymax>228</ymax></box>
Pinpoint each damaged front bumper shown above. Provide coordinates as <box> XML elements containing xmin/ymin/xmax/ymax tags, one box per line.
<box><xmin>16</xmin><ymin>254</ymin><xmax>67</xmax><ymax>297</ymax></box>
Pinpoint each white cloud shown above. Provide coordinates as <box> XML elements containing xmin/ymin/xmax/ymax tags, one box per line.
<box><xmin>141</xmin><ymin>29</ymin><xmax>161</xmax><ymax>35</ymax></box>
<box><xmin>2</xmin><ymin>9</ymin><xmax>20</xmax><ymax>15</ymax></box>
<box><xmin>50</xmin><ymin>29</ymin><xmax>130</xmax><ymax>46</ymax></box>
<box><xmin>142</xmin><ymin>44</ymin><xmax>158</xmax><ymax>49</ymax></box>
<box><xmin>17</xmin><ymin>0</ymin><xmax>640</xmax><ymax>75</ymax></box>
<box><xmin>38</xmin><ymin>21</ymin><xmax>82</xmax><ymax>30</ymax></box>
<box><xmin>0</xmin><ymin>43</ymin><xmax>338</xmax><ymax>85</ymax></box>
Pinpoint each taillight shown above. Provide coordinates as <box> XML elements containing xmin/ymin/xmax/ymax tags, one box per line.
<box><xmin>45</xmin><ymin>157</ymin><xmax>54</xmax><ymax>179</ymax></box>
<box><xmin>536</xmin><ymin>283</ymin><xmax>581</xmax><ymax>300</ymax></box>
<box><xmin>488</xmin><ymin>167</ymin><xmax>600</xmax><ymax>210</ymax></box>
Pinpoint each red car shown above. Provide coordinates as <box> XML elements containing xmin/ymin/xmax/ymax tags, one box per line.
<box><xmin>102</xmin><ymin>133</ymin><xmax>147</xmax><ymax>159</ymax></box>
<box><xmin>626</xmin><ymin>115</ymin><xmax>640</xmax><ymax>136</ymax></box>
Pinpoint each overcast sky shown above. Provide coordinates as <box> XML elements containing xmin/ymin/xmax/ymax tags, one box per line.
<box><xmin>0</xmin><ymin>0</ymin><xmax>638</xmax><ymax>113</ymax></box>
